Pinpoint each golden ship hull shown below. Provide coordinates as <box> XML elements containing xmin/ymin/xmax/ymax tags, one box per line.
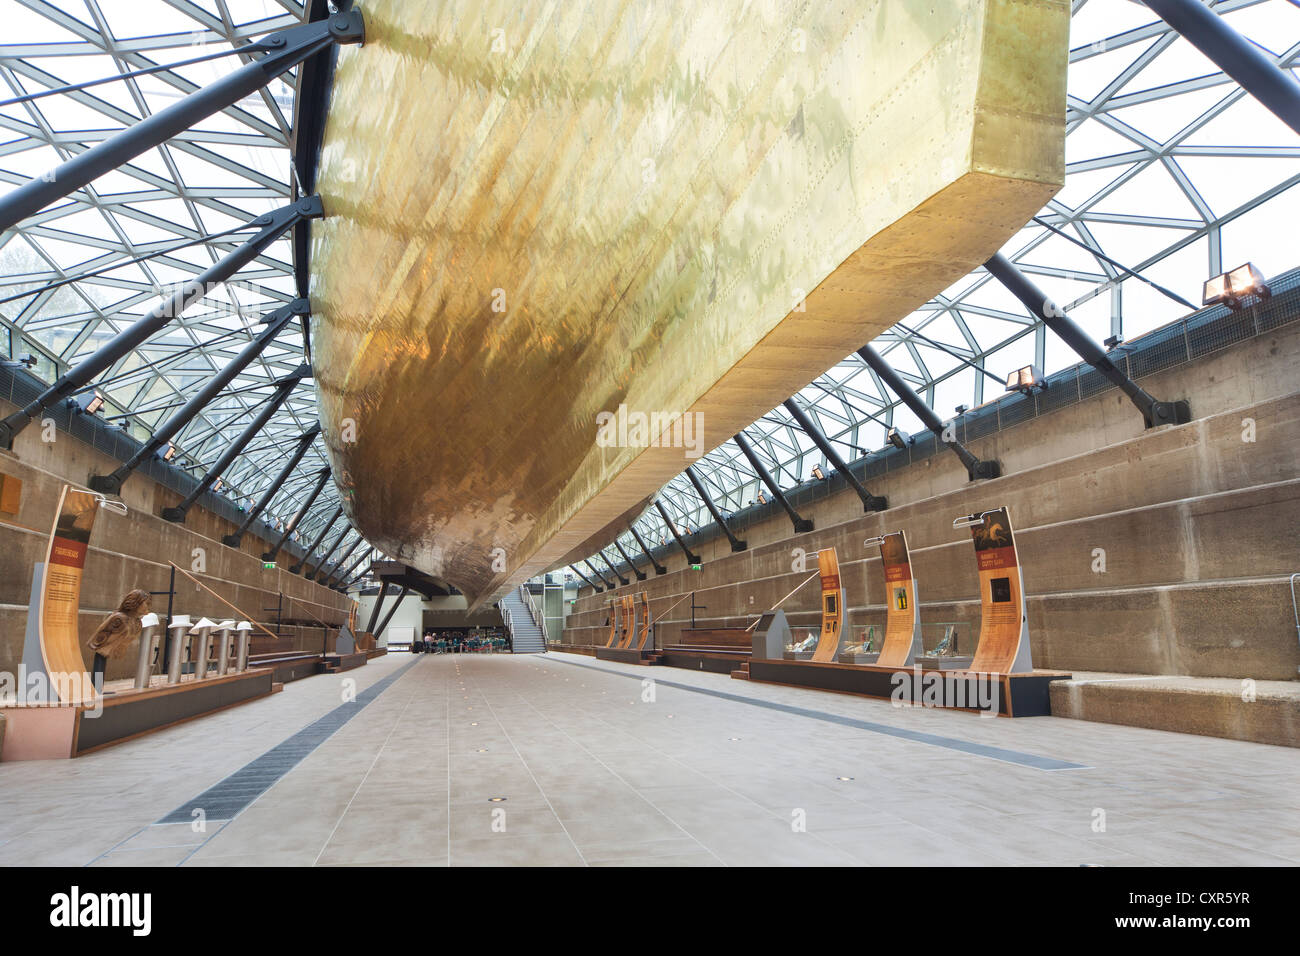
<box><xmin>309</xmin><ymin>0</ymin><xmax>1068</xmax><ymax>606</ymax></box>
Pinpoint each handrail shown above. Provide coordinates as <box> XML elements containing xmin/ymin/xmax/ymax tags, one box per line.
<box><xmin>1290</xmin><ymin>573</ymin><xmax>1300</xmax><ymax>666</ymax></box>
<box><xmin>522</xmin><ymin>584</ymin><xmax>547</xmax><ymax>652</ymax></box>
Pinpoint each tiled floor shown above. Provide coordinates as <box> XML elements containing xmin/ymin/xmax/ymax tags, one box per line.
<box><xmin>1</xmin><ymin>651</ymin><xmax>1296</xmax><ymax>866</ymax></box>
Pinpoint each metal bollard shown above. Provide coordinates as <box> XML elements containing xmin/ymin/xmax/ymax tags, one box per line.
<box><xmin>134</xmin><ymin>613</ymin><xmax>160</xmax><ymax>690</ymax></box>
<box><xmin>215</xmin><ymin>620</ymin><xmax>234</xmax><ymax>677</ymax></box>
<box><xmin>190</xmin><ymin>618</ymin><xmax>216</xmax><ymax>681</ymax></box>
<box><xmin>166</xmin><ymin>615</ymin><xmax>191</xmax><ymax>685</ymax></box>
<box><xmin>235</xmin><ymin>621</ymin><xmax>252</xmax><ymax>672</ymax></box>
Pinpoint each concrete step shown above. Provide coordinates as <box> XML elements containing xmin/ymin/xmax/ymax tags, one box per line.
<box><xmin>1049</xmin><ymin>672</ymin><xmax>1300</xmax><ymax>748</ymax></box>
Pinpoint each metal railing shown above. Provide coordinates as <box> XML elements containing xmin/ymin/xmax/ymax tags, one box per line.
<box><xmin>1290</xmin><ymin>572</ymin><xmax>1300</xmax><ymax>671</ymax></box>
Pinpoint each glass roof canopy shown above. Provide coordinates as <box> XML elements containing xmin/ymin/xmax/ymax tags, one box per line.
<box><xmin>0</xmin><ymin>0</ymin><xmax>1297</xmax><ymax>581</ymax></box>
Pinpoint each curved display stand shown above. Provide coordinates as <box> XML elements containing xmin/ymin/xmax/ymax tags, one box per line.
<box><xmin>636</xmin><ymin>591</ymin><xmax>652</xmax><ymax>650</ymax></box>
<box><xmin>742</xmin><ymin>514</ymin><xmax>1068</xmax><ymax>717</ymax></box>
<box><xmin>604</xmin><ymin>598</ymin><xmax>619</xmax><ymax>648</ymax></box>
<box><xmin>958</xmin><ymin>507</ymin><xmax>1033</xmax><ymax>674</ymax></box>
<box><xmin>40</xmin><ymin>485</ymin><xmax>100</xmax><ymax>702</ymax></box>
<box><xmin>845</xmin><ymin>531</ymin><xmax>923</xmax><ymax>667</ymax></box>
<box><xmin>618</xmin><ymin>594</ymin><xmax>636</xmax><ymax>649</ymax></box>
<box><xmin>595</xmin><ymin>590</ymin><xmax>657</xmax><ymax>664</ymax></box>
<box><xmin>811</xmin><ymin>548</ymin><xmax>845</xmax><ymax>663</ymax></box>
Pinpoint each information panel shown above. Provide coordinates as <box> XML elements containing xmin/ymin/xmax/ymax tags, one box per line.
<box><xmin>618</xmin><ymin>594</ymin><xmax>635</xmax><ymax>648</ymax></box>
<box><xmin>636</xmin><ymin>591</ymin><xmax>652</xmax><ymax>650</ymax></box>
<box><xmin>39</xmin><ymin>485</ymin><xmax>100</xmax><ymax>702</ymax></box>
<box><xmin>605</xmin><ymin>598</ymin><xmax>619</xmax><ymax>648</ymax></box>
<box><xmin>811</xmin><ymin>548</ymin><xmax>845</xmax><ymax>663</ymax></box>
<box><xmin>875</xmin><ymin>531</ymin><xmax>924</xmax><ymax>668</ymax></box>
<box><xmin>963</xmin><ymin>507</ymin><xmax>1032</xmax><ymax>674</ymax></box>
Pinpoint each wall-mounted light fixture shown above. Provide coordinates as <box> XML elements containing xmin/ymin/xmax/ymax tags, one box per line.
<box><xmin>1005</xmin><ymin>365</ymin><xmax>1046</xmax><ymax>394</ymax></box>
<box><xmin>886</xmin><ymin>426</ymin><xmax>911</xmax><ymax>450</ymax></box>
<box><xmin>1203</xmin><ymin>263</ymin><xmax>1270</xmax><ymax>311</ymax></box>
<box><xmin>68</xmin><ymin>390</ymin><xmax>105</xmax><ymax>415</ymax></box>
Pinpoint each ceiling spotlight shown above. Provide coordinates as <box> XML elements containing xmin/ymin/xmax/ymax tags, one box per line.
<box><xmin>954</xmin><ymin>404</ymin><xmax>968</xmax><ymax>417</ymax></box>
<box><xmin>1203</xmin><ymin>263</ymin><xmax>1270</xmax><ymax>311</ymax></box>
<box><xmin>756</xmin><ymin>492</ymin><xmax>767</xmax><ymax>505</ymax></box>
<box><xmin>212</xmin><ymin>478</ymin><xmax>224</xmax><ymax>493</ymax></box>
<box><xmin>811</xmin><ymin>464</ymin><xmax>826</xmax><ymax>481</ymax></box>
<box><xmin>1103</xmin><ymin>334</ymin><xmax>1124</xmax><ymax>351</ymax></box>
<box><xmin>159</xmin><ymin>443</ymin><xmax>177</xmax><ymax>462</ymax></box>
<box><xmin>886</xmin><ymin>426</ymin><xmax>911</xmax><ymax>450</ymax></box>
<box><xmin>1004</xmin><ymin>365</ymin><xmax>1046</xmax><ymax>394</ymax></box>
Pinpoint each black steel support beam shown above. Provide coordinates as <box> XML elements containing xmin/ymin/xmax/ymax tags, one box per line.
<box><xmin>364</xmin><ymin>582</ymin><xmax>389</xmax><ymax>635</ymax></box>
<box><xmin>781</xmin><ymin>399</ymin><xmax>888</xmax><ymax>511</ymax></box>
<box><xmin>289</xmin><ymin>505</ymin><xmax>343</xmax><ymax>574</ymax></box>
<box><xmin>985</xmin><ymin>254</ymin><xmax>1191</xmax><ymax>428</ymax></box>
<box><xmin>0</xmin><ymin>198</ymin><xmax>322</xmax><ymax>450</ymax></box>
<box><xmin>584</xmin><ymin>559</ymin><xmax>614</xmax><ymax>590</ymax></box>
<box><xmin>0</xmin><ymin>12</ymin><xmax>364</xmax><ymax>233</ymax></box>
<box><xmin>91</xmin><ymin>300</ymin><xmax>309</xmax><ymax>495</ymax></box>
<box><xmin>335</xmin><ymin>548</ymin><xmax>374</xmax><ymax>591</ymax></box>
<box><xmin>685</xmin><ymin>465</ymin><xmax>747</xmax><ymax>551</ymax></box>
<box><xmin>262</xmin><ymin>467</ymin><xmax>330</xmax><ymax>562</ymax></box>
<box><xmin>317</xmin><ymin>535</ymin><xmax>363</xmax><ymax>585</ymax></box>
<box><xmin>221</xmin><ymin>425</ymin><xmax>319</xmax><ymax>546</ymax></box>
<box><xmin>598</xmin><ymin>551</ymin><xmax>629</xmax><ymax>587</ymax></box>
<box><xmin>855</xmin><ymin>345</ymin><xmax>1000</xmax><ymax>481</ymax></box>
<box><xmin>612</xmin><ymin>537</ymin><xmax>647</xmax><ymax>581</ymax></box>
<box><xmin>307</xmin><ymin>524</ymin><xmax>352</xmax><ymax>581</ymax></box>
<box><xmin>733</xmin><ymin>432</ymin><xmax>814</xmax><ymax>533</ymax></box>
<box><xmin>373</xmin><ymin>584</ymin><xmax>410</xmax><ymax>638</ymax></box>
<box><xmin>570</xmin><ymin>565</ymin><xmax>603</xmax><ymax>593</ymax></box>
<box><xmin>628</xmin><ymin>524</ymin><xmax>668</xmax><ymax>575</ymax></box>
<box><xmin>654</xmin><ymin>499</ymin><xmax>702</xmax><ymax>565</ymax></box>
<box><xmin>162</xmin><ymin>366</ymin><xmax>309</xmax><ymax>522</ymax></box>
<box><xmin>1144</xmin><ymin>0</ymin><xmax>1300</xmax><ymax>137</ymax></box>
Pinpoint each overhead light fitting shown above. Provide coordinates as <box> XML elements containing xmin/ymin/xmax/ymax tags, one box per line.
<box><xmin>1203</xmin><ymin>263</ymin><xmax>1270</xmax><ymax>311</ymax></box>
<box><xmin>160</xmin><ymin>444</ymin><xmax>177</xmax><ymax>462</ymax></box>
<box><xmin>1005</xmin><ymin>365</ymin><xmax>1046</xmax><ymax>394</ymax></box>
<box><xmin>811</xmin><ymin>464</ymin><xmax>826</xmax><ymax>481</ymax></box>
<box><xmin>756</xmin><ymin>492</ymin><xmax>767</xmax><ymax>505</ymax></box>
<box><xmin>886</xmin><ymin>427</ymin><xmax>911</xmax><ymax>450</ymax></box>
<box><xmin>68</xmin><ymin>391</ymin><xmax>105</xmax><ymax>415</ymax></box>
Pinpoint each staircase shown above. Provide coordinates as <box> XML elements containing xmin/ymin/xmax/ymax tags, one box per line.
<box><xmin>501</xmin><ymin>587</ymin><xmax>547</xmax><ymax>654</ymax></box>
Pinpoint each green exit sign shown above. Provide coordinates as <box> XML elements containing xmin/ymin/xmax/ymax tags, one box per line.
<box><xmin>262</xmin><ymin>561</ymin><xmax>276</xmax><ymax>569</ymax></box>
<box><xmin>691</xmin><ymin>563</ymin><xmax>702</xmax><ymax>571</ymax></box>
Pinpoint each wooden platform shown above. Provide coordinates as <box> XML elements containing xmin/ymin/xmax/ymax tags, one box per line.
<box><xmin>0</xmin><ymin>667</ymin><xmax>274</xmax><ymax>760</ymax></box>
<box><xmin>595</xmin><ymin>646</ymin><xmax>660</xmax><ymax>666</ymax></box>
<box><xmin>746</xmin><ymin>658</ymin><xmax>1072</xmax><ymax>717</ymax></box>
<box><xmin>248</xmin><ymin>652</ymin><xmax>324</xmax><ymax>684</ymax></box>
<box><xmin>657</xmin><ymin>627</ymin><xmax>752</xmax><ymax>673</ymax></box>
<box><xmin>320</xmin><ymin>651</ymin><xmax>368</xmax><ymax>674</ymax></box>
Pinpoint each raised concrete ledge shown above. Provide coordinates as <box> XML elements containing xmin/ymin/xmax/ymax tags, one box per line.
<box><xmin>1050</xmin><ymin>672</ymin><xmax>1300</xmax><ymax>748</ymax></box>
